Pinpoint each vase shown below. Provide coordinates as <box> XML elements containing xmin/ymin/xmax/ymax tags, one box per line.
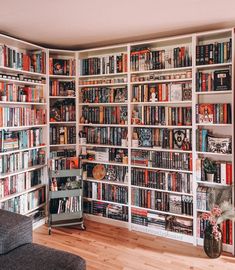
<box><xmin>204</xmin><ymin>225</ymin><xmax>222</xmax><ymax>258</ymax></box>
<box><xmin>206</xmin><ymin>173</ymin><xmax>214</xmax><ymax>182</ymax></box>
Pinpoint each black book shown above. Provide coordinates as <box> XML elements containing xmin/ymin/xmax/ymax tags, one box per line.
<box><xmin>214</xmin><ymin>69</ymin><xmax>231</xmax><ymax>91</ymax></box>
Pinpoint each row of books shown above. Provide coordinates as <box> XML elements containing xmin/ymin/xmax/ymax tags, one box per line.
<box><xmin>131</xmin><ymin>169</ymin><xmax>192</xmax><ymax>194</ymax></box>
<box><xmin>50</xmin><ymin>196</ymin><xmax>82</xmax><ymax>214</ymax></box>
<box><xmin>134</xmin><ymin>128</ymin><xmax>192</xmax><ymax>150</ymax></box>
<box><xmin>131</xmin><ymin>149</ymin><xmax>192</xmax><ymax>171</ymax></box>
<box><xmin>0</xmin><ymin>149</ymin><xmax>45</xmax><ymax>174</ymax></box>
<box><xmin>81</xmin><ymin>54</ymin><xmax>128</xmax><ymax>75</ymax></box>
<box><xmin>84</xmin><ymin>163</ymin><xmax>128</xmax><ymax>183</ymax></box>
<box><xmin>196</xmin><ymin>69</ymin><xmax>231</xmax><ymax>92</ymax></box>
<box><xmin>132</xmin><ymin>83</ymin><xmax>192</xmax><ymax>102</ymax></box>
<box><xmin>196</xmin><ymin>103</ymin><xmax>231</xmax><ymax>124</ymax></box>
<box><xmin>84</xmin><ymin>200</ymin><xmax>128</xmax><ymax>222</ymax></box>
<box><xmin>196</xmin><ymin>39</ymin><xmax>232</xmax><ymax>65</ymax></box>
<box><xmin>0</xmin><ymin>187</ymin><xmax>46</xmax><ymax>214</ymax></box>
<box><xmin>50</xmin><ymin>126</ymin><xmax>76</xmax><ymax>145</ymax></box>
<box><xmin>0</xmin><ymin>169</ymin><xmax>43</xmax><ymax>199</ymax></box>
<box><xmin>81</xmin><ymin>87</ymin><xmax>127</xmax><ymax>104</ymax></box>
<box><xmin>84</xmin><ymin>182</ymin><xmax>128</xmax><ymax>204</ymax></box>
<box><xmin>130</xmin><ymin>46</ymin><xmax>192</xmax><ymax>71</ymax></box>
<box><xmin>0</xmin><ymin>45</ymin><xmax>46</xmax><ymax>74</ymax></box>
<box><xmin>50</xmin><ymin>100</ymin><xmax>76</xmax><ymax>122</ymax></box>
<box><xmin>50</xmin><ymin>149</ymin><xmax>76</xmax><ymax>159</ymax></box>
<box><xmin>0</xmin><ymin>107</ymin><xmax>46</xmax><ymax>127</ymax></box>
<box><xmin>80</xmin><ymin>77</ymin><xmax>127</xmax><ymax>86</ymax></box>
<box><xmin>86</xmin><ymin>148</ymin><xmax>128</xmax><ymax>164</ymax></box>
<box><xmin>196</xmin><ymin>129</ymin><xmax>232</xmax><ymax>154</ymax></box>
<box><xmin>131</xmin><ymin>188</ymin><xmax>193</xmax><ymax>216</ymax></box>
<box><xmin>81</xmin><ymin>127</ymin><xmax>127</xmax><ymax>146</ymax></box>
<box><xmin>81</xmin><ymin>106</ymin><xmax>127</xmax><ymax>125</ymax></box>
<box><xmin>197</xmin><ymin>217</ymin><xmax>232</xmax><ymax>244</ymax></box>
<box><xmin>196</xmin><ymin>158</ymin><xmax>232</xmax><ymax>184</ymax></box>
<box><xmin>132</xmin><ymin>106</ymin><xmax>192</xmax><ymax>126</ymax></box>
<box><xmin>0</xmin><ymin>83</ymin><xmax>43</xmax><ymax>103</ymax></box>
<box><xmin>196</xmin><ymin>187</ymin><xmax>211</xmax><ymax>211</ymax></box>
<box><xmin>49</xmin><ymin>80</ymin><xmax>75</xmax><ymax>97</ymax></box>
<box><xmin>131</xmin><ymin>208</ymin><xmax>193</xmax><ymax>235</ymax></box>
<box><xmin>49</xmin><ymin>58</ymin><xmax>75</xmax><ymax>76</ymax></box>
<box><xmin>49</xmin><ymin>157</ymin><xmax>79</xmax><ymax>171</ymax></box>
<box><xmin>0</xmin><ymin>128</ymin><xmax>43</xmax><ymax>152</ymax></box>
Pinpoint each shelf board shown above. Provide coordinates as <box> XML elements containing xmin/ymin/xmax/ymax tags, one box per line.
<box><xmin>131</xmin><ymin>124</ymin><xmax>192</xmax><ymax>129</ymax></box>
<box><xmin>79</xmin><ymin>82</ymin><xmax>127</xmax><ymax>87</ymax></box>
<box><xmin>131</xmin><ymin>67</ymin><xmax>192</xmax><ymax>75</ymax></box>
<box><xmin>79</xmin><ymin>102</ymin><xmax>128</xmax><ymax>106</ymax></box>
<box><xmin>78</xmin><ymin>123</ymin><xmax>127</xmax><ymax>127</ymax></box>
<box><xmin>0</xmin><ymin>66</ymin><xmax>46</xmax><ymax>77</ymax></box>
<box><xmin>80</xmin><ymin>144</ymin><xmax>128</xmax><ymax>149</ymax></box>
<box><xmin>130</xmin><ymin>147</ymin><xmax>192</xmax><ymax>154</ymax></box>
<box><xmin>0</xmin><ymin>164</ymin><xmax>47</xmax><ymax>179</ymax></box>
<box><xmin>49</xmin><ymin>74</ymin><xmax>76</xmax><ymax>79</ymax></box>
<box><xmin>196</xmin><ymin>151</ymin><xmax>232</xmax><ymax>157</ymax></box>
<box><xmin>0</xmin><ymin>184</ymin><xmax>46</xmax><ymax>203</ymax></box>
<box><xmin>79</xmin><ymin>72</ymin><xmax>128</xmax><ymax>79</ymax></box>
<box><xmin>130</xmin><ymin>77</ymin><xmax>192</xmax><ymax>85</ymax></box>
<box><xmin>196</xmin><ymin>123</ymin><xmax>232</xmax><ymax>127</ymax></box>
<box><xmin>131</xmin><ymin>101</ymin><xmax>192</xmax><ymax>106</ymax></box>
<box><xmin>131</xmin><ymin>205</ymin><xmax>194</xmax><ymax>219</ymax></box>
<box><xmin>131</xmin><ymin>185</ymin><xmax>193</xmax><ymax>196</ymax></box>
<box><xmin>0</xmin><ymin>145</ymin><xmax>47</xmax><ymax>156</ymax></box>
<box><xmin>196</xmin><ymin>181</ymin><xmax>230</xmax><ymax>187</ymax></box>
<box><xmin>130</xmin><ymin>164</ymin><xmax>192</xmax><ymax>173</ymax></box>
<box><xmin>131</xmin><ymin>223</ymin><xmax>194</xmax><ymax>244</ymax></box>
<box><xmin>84</xmin><ymin>178</ymin><xmax>128</xmax><ymax>186</ymax></box>
<box><xmin>50</xmin><ymin>144</ymin><xmax>77</xmax><ymax>147</ymax></box>
<box><xmin>84</xmin><ymin>213</ymin><xmax>128</xmax><ymax>228</ymax></box>
<box><xmin>0</xmin><ymin>124</ymin><xmax>47</xmax><ymax>131</ymax></box>
<box><xmin>195</xmin><ymin>90</ymin><xmax>232</xmax><ymax>95</ymax></box>
<box><xmin>0</xmin><ymin>101</ymin><xmax>46</xmax><ymax>106</ymax></box>
<box><xmin>84</xmin><ymin>197</ymin><xmax>128</xmax><ymax>207</ymax></box>
<box><xmin>195</xmin><ymin>62</ymin><xmax>232</xmax><ymax>69</ymax></box>
<box><xmin>49</xmin><ymin>96</ymin><xmax>76</xmax><ymax>99</ymax></box>
<box><xmin>82</xmin><ymin>159</ymin><xmax>128</xmax><ymax>167</ymax></box>
<box><xmin>49</xmin><ymin>121</ymin><xmax>76</xmax><ymax>124</ymax></box>
<box><xmin>0</xmin><ymin>77</ymin><xmax>45</xmax><ymax>86</ymax></box>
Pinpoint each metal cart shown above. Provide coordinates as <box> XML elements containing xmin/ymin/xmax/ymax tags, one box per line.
<box><xmin>48</xmin><ymin>169</ymin><xmax>86</xmax><ymax>235</ymax></box>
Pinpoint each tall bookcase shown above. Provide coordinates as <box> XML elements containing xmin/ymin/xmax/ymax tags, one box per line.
<box><xmin>77</xmin><ymin>45</ymin><xmax>130</xmax><ymax>227</ymax></box>
<box><xmin>48</xmin><ymin>49</ymin><xmax>78</xmax><ymax>161</ymax></box>
<box><xmin>0</xmin><ymin>35</ymin><xmax>48</xmax><ymax>228</ymax></box>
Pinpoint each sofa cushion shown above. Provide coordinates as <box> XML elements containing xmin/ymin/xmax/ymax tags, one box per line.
<box><xmin>0</xmin><ymin>209</ymin><xmax>32</xmax><ymax>254</ymax></box>
<box><xmin>0</xmin><ymin>243</ymin><xmax>86</xmax><ymax>270</ymax></box>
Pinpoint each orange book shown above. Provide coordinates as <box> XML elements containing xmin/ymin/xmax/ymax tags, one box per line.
<box><xmin>144</xmin><ymin>169</ymin><xmax>148</xmax><ymax>186</ymax></box>
<box><xmin>158</xmin><ymin>84</ymin><xmax>162</xmax><ymax>101</ymax></box>
<box><xmin>198</xmin><ymin>104</ymin><xmax>214</xmax><ymax>124</ymax></box>
<box><xmin>147</xmin><ymin>191</ymin><xmax>151</xmax><ymax>209</ymax></box>
<box><xmin>99</xmin><ymin>106</ymin><xmax>104</xmax><ymax>124</ymax></box>
<box><xmin>223</xmin><ymin>104</ymin><xmax>227</xmax><ymax>124</ymax></box>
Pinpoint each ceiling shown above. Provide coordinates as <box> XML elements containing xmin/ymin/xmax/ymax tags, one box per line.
<box><xmin>0</xmin><ymin>0</ymin><xmax>235</xmax><ymax>50</ymax></box>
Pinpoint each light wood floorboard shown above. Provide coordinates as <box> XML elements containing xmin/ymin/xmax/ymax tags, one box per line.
<box><xmin>34</xmin><ymin>220</ymin><xmax>235</xmax><ymax>270</ymax></box>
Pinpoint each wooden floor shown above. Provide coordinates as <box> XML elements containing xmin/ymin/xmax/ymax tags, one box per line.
<box><xmin>34</xmin><ymin>220</ymin><xmax>235</xmax><ymax>270</ymax></box>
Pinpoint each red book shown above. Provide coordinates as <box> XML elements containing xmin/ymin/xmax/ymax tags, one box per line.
<box><xmin>226</xmin><ymin>163</ymin><xmax>232</xmax><ymax>185</ymax></box>
<box><xmin>222</xmin><ymin>221</ymin><xmax>226</xmax><ymax>244</ymax></box>
<box><xmin>229</xmin><ymin>220</ymin><xmax>233</xmax><ymax>245</ymax></box>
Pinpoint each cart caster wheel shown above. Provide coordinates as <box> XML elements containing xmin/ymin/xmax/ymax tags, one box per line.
<box><xmin>49</xmin><ymin>228</ymin><xmax>51</xmax><ymax>235</ymax></box>
<box><xmin>81</xmin><ymin>224</ymin><xmax>86</xmax><ymax>231</ymax></box>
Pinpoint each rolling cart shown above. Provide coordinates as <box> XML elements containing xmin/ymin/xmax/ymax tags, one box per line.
<box><xmin>48</xmin><ymin>168</ymin><xmax>86</xmax><ymax>235</ymax></box>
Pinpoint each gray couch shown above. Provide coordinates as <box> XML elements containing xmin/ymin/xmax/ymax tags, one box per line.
<box><xmin>0</xmin><ymin>209</ymin><xmax>86</xmax><ymax>270</ymax></box>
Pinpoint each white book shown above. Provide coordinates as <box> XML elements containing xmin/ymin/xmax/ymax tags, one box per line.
<box><xmin>220</xmin><ymin>163</ymin><xmax>226</xmax><ymax>185</ymax></box>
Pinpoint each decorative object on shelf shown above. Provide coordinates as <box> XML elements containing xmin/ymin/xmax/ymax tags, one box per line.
<box><xmin>92</xmin><ymin>164</ymin><xmax>106</xmax><ymax>180</ymax></box>
<box><xmin>201</xmin><ymin>186</ymin><xmax>235</xmax><ymax>258</ymax></box>
<box><xmin>203</xmin><ymin>158</ymin><xmax>217</xmax><ymax>182</ymax></box>
<box><xmin>207</xmin><ymin>136</ymin><xmax>232</xmax><ymax>154</ymax></box>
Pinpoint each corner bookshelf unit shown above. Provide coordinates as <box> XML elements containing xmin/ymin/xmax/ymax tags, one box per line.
<box><xmin>78</xmin><ymin>45</ymin><xmax>129</xmax><ymax>226</ymax></box>
<box><xmin>194</xmin><ymin>29</ymin><xmax>234</xmax><ymax>254</ymax></box>
<box><xmin>48</xmin><ymin>49</ymin><xmax>78</xmax><ymax>161</ymax></box>
<box><xmin>0</xmin><ymin>34</ymin><xmax>48</xmax><ymax>227</ymax></box>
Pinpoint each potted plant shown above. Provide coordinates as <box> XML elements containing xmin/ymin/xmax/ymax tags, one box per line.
<box><xmin>201</xmin><ymin>187</ymin><xmax>235</xmax><ymax>258</ymax></box>
<box><xmin>203</xmin><ymin>158</ymin><xmax>216</xmax><ymax>182</ymax></box>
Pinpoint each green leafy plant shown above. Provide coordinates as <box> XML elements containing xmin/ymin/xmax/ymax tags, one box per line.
<box><xmin>204</xmin><ymin>158</ymin><xmax>217</xmax><ymax>174</ymax></box>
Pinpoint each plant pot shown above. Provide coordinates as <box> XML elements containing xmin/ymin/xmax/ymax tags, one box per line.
<box><xmin>206</xmin><ymin>173</ymin><xmax>215</xmax><ymax>182</ymax></box>
<box><xmin>204</xmin><ymin>225</ymin><xmax>222</xmax><ymax>258</ymax></box>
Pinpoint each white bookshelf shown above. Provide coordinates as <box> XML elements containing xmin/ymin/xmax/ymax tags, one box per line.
<box><xmin>0</xmin><ymin>34</ymin><xmax>48</xmax><ymax>227</ymax></box>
